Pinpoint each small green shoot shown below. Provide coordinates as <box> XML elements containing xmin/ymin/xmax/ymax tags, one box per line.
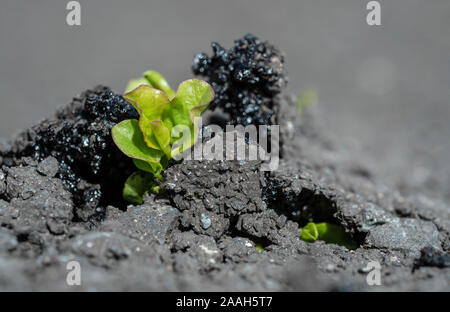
<box><xmin>122</xmin><ymin>171</ymin><xmax>160</xmax><ymax>205</ymax></box>
<box><xmin>255</xmin><ymin>244</ymin><xmax>264</xmax><ymax>253</ymax></box>
<box><xmin>113</xmin><ymin>71</ymin><xmax>214</xmax><ymax>204</ymax></box>
<box><xmin>296</xmin><ymin>89</ymin><xmax>318</xmax><ymax>114</ymax></box>
<box><xmin>143</xmin><ymin>70</ymin><xmax>176</xmax><ymax>99</ymax></box>
<box><xmin>125</xmin><ymin>77</ymin><xmax>150</xmax><ymax>94</ymax></box>
<box><xmin>300</xmin><ymin>222</ymin><xmax>357</xmax><ymax>250</ymax></box>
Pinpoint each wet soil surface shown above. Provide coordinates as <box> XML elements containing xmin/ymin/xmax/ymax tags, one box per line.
<box><xmin>0</xmin><ymin>92</ymin><xmax>448</xmax><ymax>291</ymax></box>
<box><xmin>0</xmin><ymin>37</ymin><xmax>449</xmax><ymax>291</ymax></box>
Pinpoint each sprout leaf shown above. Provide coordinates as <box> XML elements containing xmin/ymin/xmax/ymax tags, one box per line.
<box><xmin>111</xmin><ymin>119</ymin><xmax>164</xmax><ymax>171</ymax></box>
<box><xmin>123</xmin><ymin>171</ymin><xmax>156</xmax><ymax>205</ymax></box>
<box><xmin>300</xmin><ymin>222</ymin><xmax>357</xmax><ymax>250</ymax></box>
<box><xmin>164</xmin><ymin>79</ymin><xmax>214</xmax><ymax>152</ymax></box>
<box><xmin>125</xmin><ymin>77</ymin><xmax>151</xmax><ymax>94</ymax></box>
<box><xmin>116</xmin><ymin>72</ymin><xmax>214</xmax><ymax>204</ymax></box>
<box><xmin>143</xmin><ymin>70</ymin><xmax>176</xmax><ymax>99</ymax></box>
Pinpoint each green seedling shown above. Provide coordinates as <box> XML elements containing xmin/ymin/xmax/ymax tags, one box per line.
<box><xmin>300</xmin><ymin>222</ymin><xmax>357</xmax><ymax>250</ymax></box>
<box><xmin>296</xmin><ymin>89</ymin><xmax>318</xmax><ymax>114</ymax></box>
<box><xmin>125</xmin><ymin>77</ymin><xmax>150</xmax><ymax>93</ymax></box>
<box><xmin>255</xmin><ymin>244</ymin><xmax>264</xmax><ymax>253</ymax></box>
<box><xmin>113</xmin><ymin>71</ymin><xmax>214</xmax><ymax>204</ymax></box>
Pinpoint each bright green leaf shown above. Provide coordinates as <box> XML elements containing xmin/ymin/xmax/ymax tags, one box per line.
<box><xmin>170</xmin><ymin>79</ymin><xmax>214</xmax><ymax>120</ymax></box>
<box><xmin>116</xmin><ymin>73</ymin><xmax>214</xmax><ymax>205</ymax></box>
<box><xmin>143</xmin><ymin>70</ymin><xmax>175</xmax><ymax>99</ymax></box>
<box><xmin>164</xmin><ymin>79</ymin><xmax>214</xmax><ymax>152</ymax></box>
<box><xmin>111</xmin><ymin>119</ymin><xmax>164</xmax><ymax>164</ymax></box>
<box><xmin>315</xmin><ymin>223</ymin><xmax>357</xmax><ymax>250</ymax></box>
<box><xmin>132</xmin><ymin>159</ymin><xmax>162</xmax><ymax>179</ymax></box>
<box><xmin>300</xmin><ymin>222</ymin><xmax>319</xmax><ymax>242</ymax></box>
<box><xmin>138</xmin><ymin>115</ymin><xmax>161</xmax><ymax>150</ymax></box>
<box><xmin>132</xmin><ymin>158</ymin><xmax>168</xmax><ymax>181</ymax></box>
<box><xmin>150</xmin><ymin>120</ymin><xmax>171</xmax><ymax>158</ymax></box>
<box><xmin>124</xmin><ymin>85</ymin><xmax>170</xmax><ymax>120</ymax></box>
<box><xmin>300</xmin><ymin>222</ymin><xmax>357</xmax><ymax>250</ymax></box>
<box><xmin>122</xmin><ymin>171</ymin><xmax>155</xmax><ymax>205</ymax></box>
<box><xmin>123</xmin><ymin>85</ymin><xmax>172</xmax><ymax>152</ymax></box>
<box><xmin>125</xmin><ymin>77</ymin><xmax>151</xmax><ymax>94</ymax></box>
<box><xmin>255</xmin><ymin>244</ymin><xmax>264</xmax><ymax>253</ymax></box>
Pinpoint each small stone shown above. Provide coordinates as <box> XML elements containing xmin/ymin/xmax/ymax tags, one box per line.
<box><xmin>201</xmin><ymin>213</ymin><xmax>212</xmax><ymax>230</ymax></box>
<box><xmin>46</xmin><ymin>218</ymin><xmax>66</xmax><ymax>235</ymax></box>
<box><xmin>22</xmin><ymin>157</ymin><xmax>37</xmax><ymax>167</ymax></box>
<box><xmin>37</xmin><ymin>157</ymin><xmax>59</xmax><ymax>177</ymax></box>
<box><xmin>365</xmin><ymin>218</ymin><xmax>441</xmax><ymax>252</ymax></box>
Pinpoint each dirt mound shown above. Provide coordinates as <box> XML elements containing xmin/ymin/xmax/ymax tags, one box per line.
<box><xmin>0</xmin><ymin>36</ymin><xmax>448</xmax><ymax>291</ymax></box>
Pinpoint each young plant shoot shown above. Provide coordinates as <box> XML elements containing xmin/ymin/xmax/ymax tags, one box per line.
<box><xmin>112</xmin><ymin>71</ymin><xmax>214</xmax><ymax>204</ymax></box>
<box><xmin>296</xmin><ymin>89</ymin><xmax>318</xmax><ymax>115</ymax></box>
<box><xmin>300</xmin><ymin>222</ymin><xmax>357</xmax><ymax>250</ymax></box>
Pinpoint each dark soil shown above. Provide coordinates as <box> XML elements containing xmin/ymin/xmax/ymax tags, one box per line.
<box><xmin>193</xmin><ymin>34</ymin><xmax>287</xmax><ymax>127</ymax></box>
<box><xmin>0</xmin><ymin>37</ymin><xmax>448</xmax><ymax>291</ymax></box>
<box><xmin>1</xmin><ymin>86</ymin><xmax>138</xmax><ymax>222</ymax></box>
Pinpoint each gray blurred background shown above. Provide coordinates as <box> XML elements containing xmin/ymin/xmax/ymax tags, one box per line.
<box><xmin>1</xmin><ymin>0</ymin><xmax>449</xmax><ymax>193</ymax></box>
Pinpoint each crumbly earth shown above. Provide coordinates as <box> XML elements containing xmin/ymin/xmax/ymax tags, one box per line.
<box><xmin>0</xmin><ymin>86</ymin><xmax>139</xmax><ymax>222</ymax></box>
<box><xmin>0</xmin><ymin>35</ymin><xmax>449</xmax><ymax>291</ymax></box>
<box><xmin>193</xmin><ymin>34</ymin><xmax>287</xmax><ymax>127</ymax></box>
<box><xmin>0</xmin><ymin>86</ymin><xmax>448</xmax><ymax>291</ymax></box>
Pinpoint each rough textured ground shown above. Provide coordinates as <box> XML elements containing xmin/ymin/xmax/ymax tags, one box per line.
<box><xmin>0</xmin><ymin>88</ymin><xmax>449</xmax><ymax>291</ymax></box>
